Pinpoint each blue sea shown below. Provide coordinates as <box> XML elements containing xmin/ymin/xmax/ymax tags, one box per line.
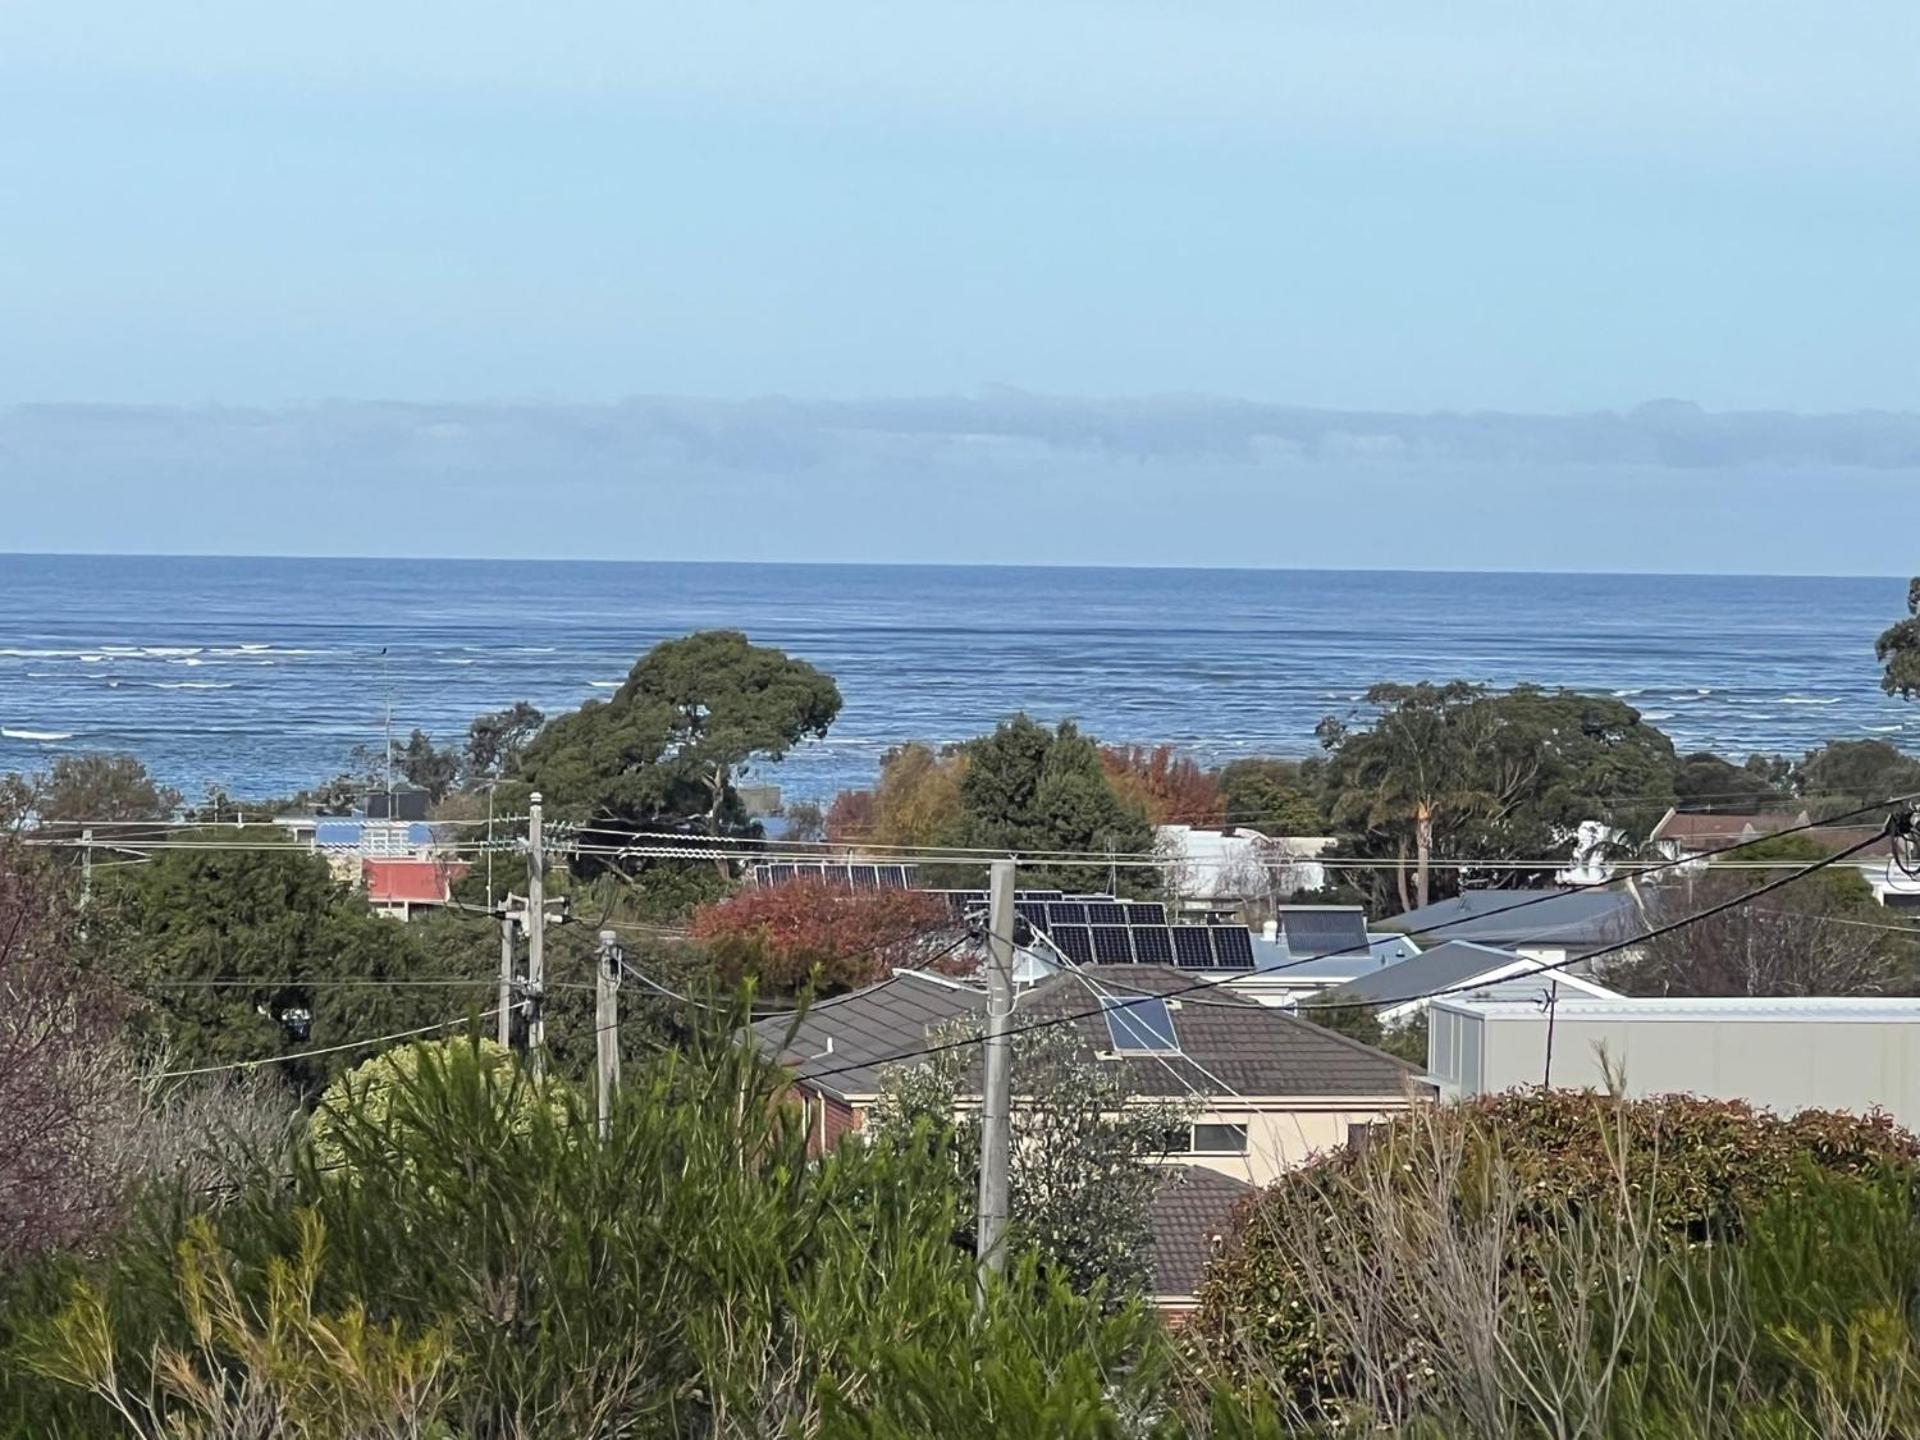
<box><xmin>0</xmin><ymin>554</ymin><xmax>1913</xmax><ymax>805</ymax></box>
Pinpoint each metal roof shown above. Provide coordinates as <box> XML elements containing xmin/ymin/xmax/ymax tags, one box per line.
<box><xmin>1377</xmin><ymin>888</ymin><xmax>1639</xmax><ymax>947</ymax></box>
<box><xmin>1434</xmin><ymin>996</ymin><xmax>1920</xmax><ymax>1024</ymax></box>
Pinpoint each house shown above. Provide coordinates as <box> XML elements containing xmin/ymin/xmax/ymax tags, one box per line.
<box><xmin>1314</xmin><ymin>940</ymin><xmax>1621</xmax><ymax>1028</ymax></box>
<box><xmin>1648</xmin><ymin>808</ymin><xmax>1809</xmax><ymax>863</ymax></box>
<box><xmin>1149</xmin><ymin>1166</ymin><xmax>1254</xmax><ymax>1315</ymax></box>
<box><xmin>1376</xmin><ymin>888</ymin><xmax>1643</xmax><ymax>969</ymax></box>
<box><xmin>1156</xmin><ymin>825</ymin><xmax>1335</xmax><ymax>911</ymax></box>
<box><xmin>1227</xmin><ymin>908</ymin><xmax>1423</xmax><ymax>1008</ymax></box>
<box><xmin>1428</xmin><ymin>995</ymin><xmax>1920</xmax><ymax>1128</ymax></box>
<box><xmin>751</xmin><ymin>964</ymin><xmax>1425</xmax><ymax>1188</ymax></box>
<box><xmin>362</xmin><ymin>857</ymin><xmax>469</xmax><ymax>920</ymax></box>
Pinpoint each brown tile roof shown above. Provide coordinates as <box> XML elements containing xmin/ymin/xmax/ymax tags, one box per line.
<box><xmin>1150</xmin><ymin>1166</ymin><xmax>1255</xmax><ymax>1302</ymax></box>
<box><xmin>1650</xmin><ymin>810</ymin><xmax>1808</xmax><ymax>847</ymax></box>
<box><xmin>750</xmin><ymin>965</ymin><xmax>1419</xmax><ymax>1100</ymax></box>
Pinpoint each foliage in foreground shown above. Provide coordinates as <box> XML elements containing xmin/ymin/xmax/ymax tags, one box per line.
<box><xmin>2</xmin><ymin>1021</ymin><xmax>1167</xmax><ymax>1438</ymax></box>
<box><xmin>1191</xmin><ymin>1089</ymin><xmax>1920</xmax><ymax>1430</ymax></box>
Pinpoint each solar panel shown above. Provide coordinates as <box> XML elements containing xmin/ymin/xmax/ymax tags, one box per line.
<box><xmin>1051</xmin><ymin>925</ymin><xmax>1093</xmax><ymax>963</ymax></box>
<box><xmin>1016</xmin><ymin>901</ymin><xmax>1049</xmax><ymax>929</ymax></box>
<box><xmin>1100</xmin><ymin>995</ymin><xmax>1179</xmax><ymax>1052</ymax></box>
<box><xmin>1047</xmin><ymin>901</ymin><xmax>1088</xmax><ymax>926</ymax></box>
<box><xmin>1278</xmin><ymin>908</ymin><xmax>1369</xmax><ymax>958</ymax></box>
<box><xmin>1171</xmin><ymin>928</ymin><xmax>1215</xmax><ymax>968</ymax></box>
<box><xmin>1091</xmin><ymin>925</ymin><xmax>1134</xmax><ymax>963</ymax></box>
<box><xmin>1130</xmin><ymin>926</ymin><xmax>1174</xmax><ymax>964</ymax></box>
<box><xmin>1124</xmin><ymin>902</ymin><xmax>1167</xmax><ymax>926</ymax></box>
<box><xmin>1087</xmin><ymin>902</ymin><xmax>1128</xmax><ymax>926</ymax></box>
<box><xmin>1025</xmin><ymin>890</ymin><xmax>1065</xmax><ymax>902</ymax></box>
<box><xmin>1210</xmin><ymin>927</ymin><xmax>1256</xmax><ymax>970</ymax></box>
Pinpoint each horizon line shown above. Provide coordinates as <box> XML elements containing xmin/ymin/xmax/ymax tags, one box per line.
<box><xmin>2</xmin><ymin>550</ymin><xmax>1907</xmax><ymax>584</ymax></box>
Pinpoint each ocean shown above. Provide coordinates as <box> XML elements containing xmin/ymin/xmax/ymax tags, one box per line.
<box><xmin>0</xmin><ymin>554</ymin><xmax>1912</xmax><ymax>806</ymax></box>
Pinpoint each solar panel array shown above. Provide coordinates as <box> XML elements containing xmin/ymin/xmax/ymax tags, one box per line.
<box><xmin>927</xmin><ymin>889</ymin><xmax>1258</xmax><ymax>970</ymax></box>
<box><xmin>749</xmin><ymin>862</ymin><xmax>920</xmax><ymax>891</ymax></box>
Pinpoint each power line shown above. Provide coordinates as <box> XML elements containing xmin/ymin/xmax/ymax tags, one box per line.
<box><xmin>153</xmin><ymin>1009</ymin><xmax>503</xmax><ymax>1080</ymax></box>
<box><xmin>795</xmin><ymin>819</ymin><xmax>1905</xmax><ymax>1086</ymax></box>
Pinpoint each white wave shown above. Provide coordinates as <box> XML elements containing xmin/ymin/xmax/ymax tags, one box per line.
<box><xmin>1695</xmin><ymin>688</ymin><xmax>1712</xmax><ymax>696</ymax></box>
<box><xmin>1865</xmin><ymin>723</ymin><xmax>1904</xmax><ymax>732</ymax></box>
<box><xmin>436</xmin><ymin>658</ymin><xmax>475</xmax><ymax>666</ymax></box>
<box><xmin>1612</xmin><ymin>688</ymin><xmax>1643</xmax><ymax>697</ymax></box>
<box><xmin>171</xmin><ymin>656</ymin><xmax>204</xmax><ymax>667</ymax></box>
<box><xmin>141</xmin><ymin>646</ymin><xmax>203</xmax><ymax>657</ymax></box>
<box><xmin>587</xmin><ymin>680</ymin><xmax>622</xmax><ymax>689</ymax></box>
<box><xmin>3</xmin><ymin>727</ymin><xmax>73</xmax><ymax>741</ymax></box>
<box><xmin>80</xmin><ymin>654</ymin><xmax>106</xmax><ymax>663</ymax></box>
<box><xmin>1779</xmin><ymin>695</ymin><xmax>1841</xmax><ymax>705</ymax></box>
<box><xmin>0</xmin><ymin>648</ymin><xmax>83</xmax><ymax>659</ymax></box>
<box><xmin>1639</xmin><ymin>710</ymin><xmax>1676</xmax><ymax>721</ymax></box>
<box><xmin>152</xmin><ymin>680</ymin><xmax>234</xmax><ymax>690</ymax></box>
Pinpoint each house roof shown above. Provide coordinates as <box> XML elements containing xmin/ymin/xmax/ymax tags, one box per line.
<box><xmin>1435</xmin><ymin>996</ymin><xmax>1920</xmax><ymax>1024</ymax></box>
<box><xmin>1377</xmin><ymin>889</ymin><xmax>1639</xmax><ymax>949</ymax></box>
<box><xmin>1650</xmin><ymin>809</ymin><xmax>1809</xmax><ymax>848</ymax></box>
<box><xmin>1317</xmin><ymin>940</ymin><xmax>1619</xmax><ymax>1010</ymax></box>
<box><xmin>753</xmin><ymin>965</ymin><xmax>1418</xmax><ymax>1100</ymax></box>
<box><xmin>1246</xmin><ymin>931</ymin><xmax>1421</xmax><ymax>984</ymax></box>
<box><xmin>1150</xmin><ymin>1166</ymin><xmax>1254</xmax><ymax>1302</ymax></box>
<box><xmin>362</xmin><ymin>858</ymin><xmax>464</xmax><ymax>906</ymax></box>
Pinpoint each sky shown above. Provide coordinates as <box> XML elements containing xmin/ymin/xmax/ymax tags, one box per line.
<box><xmin>2</xmin><ymin>2</ymin><xmax>1917</xmax><ymax>570</ymax></box>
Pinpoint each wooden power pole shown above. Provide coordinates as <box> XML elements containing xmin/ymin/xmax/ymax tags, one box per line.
<box><xmin>975</xmin><ymin>857</ymin><xmax>1016</xmax><ymax>1300</ymax></box>
<box><xmin>595</xmin><ymin>929</ymin><xmax>622</xmax><ymax>1140</ymax></box>
<box><xmin>497</xmin><ymin>907</ymin><xmax>517</xmax><ymax>1048</ymax></box>
<box><xmin>526</xmin><ymin>792</ymin><xmax>546</xmax><ymax>1077</ymax></box>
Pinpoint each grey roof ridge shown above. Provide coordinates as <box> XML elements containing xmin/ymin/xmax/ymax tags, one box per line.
<box><xmin>1267</xmin><ymin>1002</ymin><xmax>1422</xmax><ymax>1076</ymax></box>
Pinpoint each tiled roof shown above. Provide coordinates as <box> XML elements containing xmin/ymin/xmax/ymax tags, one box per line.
<box><xmin>363</xmin><ymin>858</ymin><xmax>465</xmax><ymax>906</ymax></box>
<box><xmin>751</xmin><ymin>965</ymin><xmax>1417</xmax><ymax>1100</ymax></box>
<box><xmin>1150</xmin><ymin>1166</ymin><xmax>1254</xmax><ymax>1301</ymax></box>
<box><xmin>1651</xmin><ymin>810</ymin><xmax>1808</xmax><ymax>846</ymax></box>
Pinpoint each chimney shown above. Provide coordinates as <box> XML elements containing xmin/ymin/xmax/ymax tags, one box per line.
<box><xmin>1261</xmin><ymin>919</ymin><xmax>1279</xmax><ymax>943</ymax></box>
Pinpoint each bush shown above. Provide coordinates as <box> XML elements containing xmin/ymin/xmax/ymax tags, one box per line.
<box><xmin>1191</xmin><ymin>1090</ymin><xmax>1920</xmax><ymax>1418</ymax></box>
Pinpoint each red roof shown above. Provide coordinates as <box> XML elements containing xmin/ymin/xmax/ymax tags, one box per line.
<box><xmin>1650</xmin><ymin>810</ymin><xmax>1808</xmax><ymax>847</ymax></box>
<box><xmin>362</xmin><ymin>858</ymin><xmax>468</xmax><ymax>906</ymax></box>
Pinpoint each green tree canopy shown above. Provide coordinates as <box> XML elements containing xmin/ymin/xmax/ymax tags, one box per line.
<box><xmin>1793</xmin><ymin>738</ymin><xmax>1920</xmax><ymax>818</ymax></box>
<box><xmin>1877</xmin><ymin>577</ymin><xmax>1920</xmax><ymax>699</ymax></box>
<box><xmin>463</xmin><ymin>700</ymin><xmax>544</xmax><ymax>780</ymax></box>
<box><xmin>1214</xmin><ymin>756</ymin><xmax>1326</xmax><ymax>832</ymax></box>
<box><xmin>514</xmin><ymin>631</ymin><xmax>841</xmax><ymax>843</ymax></box>
<box><xmin>27</xmin><ymin>753</ymin><xmax>182</xmax><ymax>830</ymax></box>
<box><xmin>87</xmin><ymin>848</ymin><xmax>491</xmax><ymax>1097</ymax></box>
<box><xmin>949</xmin><ymin>715</ymin><xmax>1152</xmax><ymax>892</ymax></box>
<box><xmin>1318</xmin><ymin>683</ymin><xmax>1678</xmax><ymax>913</ymax></box>
<box><xmin>1672</xmin><ymin>750</ymin><xmax>1791</xmax><ymax>810</ymax></box>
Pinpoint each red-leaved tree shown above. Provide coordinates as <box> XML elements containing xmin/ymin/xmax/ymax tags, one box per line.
<box><xmin>1099</xmin><ymin>744</ymin><xmax>1224</xmax><ymax>826</ymax></box>
<box><xmin>691</xmin><ymin>879</ymin><xmax>955</xmax><ymax>993</ymax></box>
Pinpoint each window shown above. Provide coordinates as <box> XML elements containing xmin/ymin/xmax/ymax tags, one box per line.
<box><xmin>1187</xmin><ymin>1122</ymin><xmax>1250</xmax><ymax>1155</ymax></box>
<box><xmin>1099</xmin><ymin>994</ymin><xmax>1178</xmax><ymax>1053</ymax></box>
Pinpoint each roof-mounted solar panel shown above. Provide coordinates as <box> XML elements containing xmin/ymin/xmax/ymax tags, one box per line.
<box><xmin>1210</xmin><ymin>927</ymin><xmax>1257</xmax><ymax>970</ymax></box>
<box><xmin>1051</xmin><ymin>925</ymin><xmax>1094</xmax><ymax>963</ymax></box>
<box><xmin>1131</xmin><ymin>927</ymin><xmax>1174</xmax><ymax>964</ymax></box>
<box><xmin>1091</xmin><ymin>925</ymin><xmax>1134</xmax><ymax>963</ymax></box>
<box><xmin>1124</xmin><ymin>902</ymin><xmax>1167</xmax><ymax>926</ymax></box>
<box><xmin>1171</xmin><ymin>928</ymin><xmax>1215</xmax><ymax>968</ymax></box>
<box><xmin>1100</xmin><ymin>995</ymin><xmax>1179</xmax><ymax>1053</ymax></box>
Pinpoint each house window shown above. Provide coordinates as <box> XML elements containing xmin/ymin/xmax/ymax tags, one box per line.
<box><xmin>1186</xmin><ymin>1122</ymin><xmax>1250</xmax><ymax>1155</ymax></box>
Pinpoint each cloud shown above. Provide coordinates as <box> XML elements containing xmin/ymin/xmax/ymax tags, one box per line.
<box><xmin>6</xmin><ymin>393</ymin><xmax>1920</xmax><ymax>477</ymax></box>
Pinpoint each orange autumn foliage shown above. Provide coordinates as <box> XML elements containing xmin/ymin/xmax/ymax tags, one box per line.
<box><xmin>691</xmin><ymin>878</ymin><xmax>955</xmax><ymax>993</ymax></box>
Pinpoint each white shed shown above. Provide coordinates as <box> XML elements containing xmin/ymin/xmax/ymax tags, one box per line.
<box><xmin>1428</xmin><ymin>996</ymin><xmax>1920</xmax><ymax>1127</ymax></box>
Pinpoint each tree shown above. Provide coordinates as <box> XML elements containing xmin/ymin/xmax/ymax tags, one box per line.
<box><xmin>0</xmin><ymin>842</ymin><xmax>131</xmax><ymax>1270</ymax></box>
<box><xmin>515</xmin><ymin>631</ymin><xmax>842</xmax><ymax>855</ymax></box>
<box><xmin>689</xmin><ymin>879</ymin><xmax>954</xmax><ymax>994</ymax></box>
<box><xmin>1215</xmin><ymin>757</ymin><xmax>1326</xmax><ymax>833</ymax></box>
<box><xmin>951</xmin><ymin>716</ymin><xmax>1152</xmax><ymax>893</ymax></box>
<box><xmin>1609</xmin><ymin>835</ymin><xmax>1920</xmax><ymax>998</ymax></box>
<box><xmin>1318</xmin><ymin>684</ymin><xmax>1678</xmax><ymax>914</ymax></box>
<box><xmin>465</xmin><ymin>700</ymin><xmax>544</xmax><ymax>780</ymax></box>
<box><xmin>1672</xmin><ymin>750</ymin><xmax>1790</xmax><ymax>810</ymax></box>
<box><xmin>1099</xmin><ymin>744</ymin><xmax>1222</xmax><ymax>826</ymax></box>
<box><xmin>1877</xmin><ymin>577</ymin><xmax>1920</xmax><ymax>699</ymax></box>
<box><xmin>869</xmin><ymin>742</ymin><xmax>967</xmax><ymax>848</ymax></box>
<box><xmin>393</xmin><ymin>728</ymin><xmax>460</xmax><ymax>801</ymax></box>
<box><xmin>824</xmin><ymin>789</ymin><xmax>876</xmax><ymax>846</ymax></box>
<box><xmin>1793</xmin><ymin>739</ymin><xmax>1920</xmax><ymax>818</ymax></box>
<box><xmin>87</xmin><ymin>848</ymin><xmax>488</xmax><ymax>1097</ymax></box>
<box><xmin>782</xmin><ymin>799</ymin><xmax>826</xmax><ymax>844</ymax></box>
<box><xmin>30</xmin><ymin>753</ymin><xmax>181</xmax><ymax>828</ymax></box>
<box><xmin>867</xmin><ymin>1020</ymin><xmax>1189</xmax><ymax>1300</ymax></box>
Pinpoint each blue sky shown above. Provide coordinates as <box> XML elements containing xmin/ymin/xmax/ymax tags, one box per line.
<box><xmin>1</xmin><ymin>2</ymin><xmax>1916</xmax><ymax>568</ymax></box>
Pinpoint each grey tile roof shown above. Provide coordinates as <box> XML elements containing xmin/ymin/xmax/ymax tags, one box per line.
<box><xmin>751</xmin><ymin>964</ymin><xmax>1418</xmax><ymax>1100</ymax></box>
<box><xmin>1376</xmin><ymin>888</ymin><xmax>1640</xmax><ymax>948</ymax></box>
<box><xmin>1316</xmin><ymin>940</ymin><xmax>1525</xmax><ymax>1007</ymax></box>
<box><xmin>1150</xmin><ymin>1166</ymin><xmax>1255</xmax><ymax>1301</ymax></box>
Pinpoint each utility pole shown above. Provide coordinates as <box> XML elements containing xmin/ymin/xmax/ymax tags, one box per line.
<box><xmin>975</xmin><ymin>857</ymin><xmax>1016</xmax><ymax>1301</ymax></box>
<box><xmin>497</xmin><ymin>906</ymin><xmax>518</xmax><ymax>1049</ymax></box>
<box><xmin>79</xmin><ymin>827</ymin><xmax>93</xmax><ymax>938</ymax></box>
<box><xmin>595</xmin><ymin>929</ymin><xmax>622</xmax><ymax>1141</ymax></box>
<box><xmin>526</xmin><ymin>792</ymin><xmax>546</xmax><ymax>1077</ymax></box>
